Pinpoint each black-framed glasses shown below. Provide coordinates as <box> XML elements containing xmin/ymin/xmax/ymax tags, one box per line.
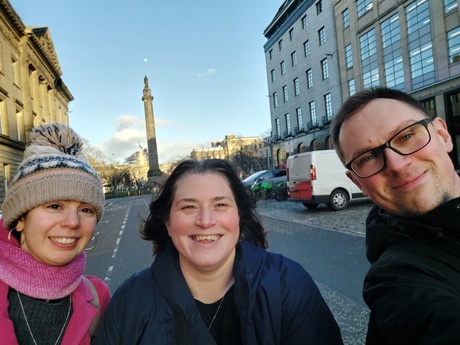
<box><xmin>345</xmin><ymin>118</ymin><xmax>432</xmax><ymax>178</ymax></box>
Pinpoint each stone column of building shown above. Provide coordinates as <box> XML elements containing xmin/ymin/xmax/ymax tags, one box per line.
<box><xmin>142</xmin><ymin>76</ymin><xmax>162</xmax><ymax>180</ymax></box>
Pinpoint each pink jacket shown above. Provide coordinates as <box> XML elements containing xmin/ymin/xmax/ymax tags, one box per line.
<box><xmin>0</xmin><ymin>275</ymin><xmax>111</xmax><ymax>345</ymax></box>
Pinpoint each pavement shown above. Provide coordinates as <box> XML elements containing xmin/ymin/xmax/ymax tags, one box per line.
<box><xmin>254</xmin><ymin>197</ymin><xmax>375</xmax><ymax>237</ymax></box>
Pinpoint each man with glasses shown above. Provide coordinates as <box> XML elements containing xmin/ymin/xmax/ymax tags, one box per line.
<box><xmin>331</xmin><ymin>87</ymin><xmax>460</xmax><ymax>344</ymax></box>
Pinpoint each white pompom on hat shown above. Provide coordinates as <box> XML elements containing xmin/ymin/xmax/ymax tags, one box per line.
<box><xmin>1</xmin><ymin>122</ymin><xmax>105</xmax><ymax>229</ymax></box>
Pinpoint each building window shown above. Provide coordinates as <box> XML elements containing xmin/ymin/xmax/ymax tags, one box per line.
<box><xmin>381</xmin><ymin>13</ymin><xmax>404</xmax><ymax>90</ymax></box>
<box><xmin>345</xmin><ymin>44</ymin><xmax>353</xmax><ymax>68</ymax></box>
<box><xmin>316</xmin><ymin>0</ymin><xmax>323</xmax><ymax>15</ymax></box>
<box><xmin>291</xmin><ymin>51</ymin><xmax>297</xmax><ymax>66</ymax></box>
<box><xmin>269</xmin><ymin>49</ymin><xmax>273</xmax><ymax>60</ymax></box>
<box><xmin>324</xmin><ymin>93</ymin><xmax>332</xmax><ymax>120</ymax></box>
<box><xmin>273</xmin><ymin>92</ymin><xmax>278</xmax><ymax>108</ymax></box>
<box><xmin>17</xmin><ymin>110</ymin><xmax>25</xmax><ymax>142</ymax></box>
<box><xmin>343</xmin><ymin>8</ymin><xmax>350</xmax><ymax>29</ymax></box>
<box><xmin>296</xmin><ymin>107</ymin><xmax>303</xmax><ymax>129</ymax></box>
<box><xmin>12</xmin><ymin>57</ymin><xmax>20</xmax><ymax>87</ymax></box>
<box><xmin>302</xmin><ymin>15</ymin><xmax>308</xmax><ymax>29</ymax></box>
<box><xmin>448</xmin><ymin>27</ymin><xmax>460</xmax><ymax>63</ymax></box>
<box><xmin>408</xmin><ymin>41</ymin><xmax>434</xmax><ymax>88</ymax></box>
<box><xmin>304</xmin><ymin>40</ymin><xmax>310</xmax><ymax>56</ymax></box>
<box><xmin>283</xmin><ymin>85</ymin><xmax>288</xmax><ymax>102</ymax></box>
<box><xmin>357</xmin><ymin>0</ymin><xmax>373</xmax><ymax>17</ymax></box>
<box><xmin>360</xmin><ymin>28</ymin><xmax>379</xmax><ymax>88</ymax></box>
<box><xmin>289</xmin><ymin>28</ymin><xmax>295</xmax><ymax>41</ymax></box>
<box><xmin>421</xmin><ymin>98</ymin><xmax>437</xmax><ymax>118</ymax></box>
<box><xmin>382</xmin><ymin>12</ymin><xmax>401</xmax><ymax>49</ymax></box>
<box><xmin>406</xmin><ymin>0</ymin><xmax>430</xmax><ymax>35</ymax></box>
<box><xmin>306</xmin><ymin>69</ymin><xmax>313</xmax><ymax>88</ymax></box>
<box><xmin>406</xmin><ymin>0</ymin><xmax>434</xmax><ymax>89</ymax></box>
<box><xmin>0</xmin><ymin>99</ymin><xmax>7</xmax><ymax>135</ymax></box>
<box><xmin>445</xmin><ymin>0</ymin><xmax>458</xmax><ymax>13</ymax></box>
<box><xmin>285</xmin><ymin>113</ymin><xmax>291</xmax><ymax>135</ymax></box>
<box><xmin>281</xmin><ymin>61</ymin><xmax>286</xmax><ymax>75</ymax></box>
<box><xmin>278</xmin><ymin>39</ymin><xmax>284</xmax><ymax>51</ymax></box>
<box><xmin>271</xmin><ymin>69</ymin><xmax>276</xmax><ymax>82</ymax></box>
<box><xmin>294</xmin><ymin>78</ymin><xmax>300</xmax><ymax>96</ymax></box>
<box><xmin>348</xmin><ymin>79</ymin><xmax>356</xmax><ymax>96</ymax></box>
<box><xmin>0</xmin><ymin>43</ymin><xmax>3</xmax><ymax>73</ymax></box>
<box><xmin>321</xmin><ymin>58</ymin><xmax>329</xmax><ymax>80</ymax></box>
<box><xmin>275</xmin><ymin>118</ymin><xmax>281</xmax><ymax>138</ymax></box>
<box><xmin>309</xmin><ymin>101</ymin><xmax>317</xmax><ymax>123</ymax></box>
<box><xmin>3</xmin><ymin>163</ymin><xmax>10</xmax><ymax>196</ymax></box>
<box><xmin>318</xmin><ymin>27</ymin><xmax>326</xmax><ymax>46</ymax></box>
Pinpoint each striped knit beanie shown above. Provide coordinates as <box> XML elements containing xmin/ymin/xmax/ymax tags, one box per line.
<box><xmin>1</xmin><ymin>122</ymin><xmax>104</xmax><ymax>229</ymax></box>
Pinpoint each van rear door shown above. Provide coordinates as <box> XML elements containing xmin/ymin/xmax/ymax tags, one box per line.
<box><xmin>287</xmin><ymin>152</ymin><xmax>313</xmax><ymax>200</ymax></box>
<box><xmin>313</xmin><ymin>151</ymin><xmax>345</xmax><ymax>193</ymax></box>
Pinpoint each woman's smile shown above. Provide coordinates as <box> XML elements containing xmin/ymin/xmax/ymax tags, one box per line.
<box><xmin>192</xmin><ymin>234</ymin><xmax>221</xmax><ymax>242</ymax></box>
<box><xmin>49</xmin><ymin>236</ymin><xmax>78</xmax><ymax>245</ymax></box>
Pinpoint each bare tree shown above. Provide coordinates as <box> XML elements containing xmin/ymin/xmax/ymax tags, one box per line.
<box><xmin>229</xmin><ymin>137</ymin><xmax>265</xmax><ymax>178</ymax></box>
<box><xmin>97</xmin><ymin>164</ymin><xmax>130</xmax><ymax>191</ymax></box>
<box><xmin>80</xmin><ymin>138</ymin><xmax>106</xmax><ymax>168</ymax></box>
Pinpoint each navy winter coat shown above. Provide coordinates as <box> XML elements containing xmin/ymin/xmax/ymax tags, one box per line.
<box><xmin>94</xmin><ymin>240</ymin><xmax>343</xmax><ymax>344</ymax></box>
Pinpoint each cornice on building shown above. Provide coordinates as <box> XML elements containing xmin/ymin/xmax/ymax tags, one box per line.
<box><xmin>54</xmin><ymin>77</ymin><xmax>74</xmax><ymax>102</ymax></box>
<box><xmin>0</xmin><ymin>1</ymin><xmax>73</xmax><ymax>102</ymax></box>
<box><xmin>264</xmin><ymin>0</ymin><xmax>297</xmax><ymax>36</ymax></box>
<box><xmin>0</xmin><ymin>134</ymin><xmax>26</xmax><ymax>151</ymax></box>
<box><xmin>263</xmin><ymin>0</ymin><xmax>315</xmax><ymax>51</ymax></box>
<box><xmin>25</xmin><ymin>26</ymin><xmax>63</xmax><ymax>76</ymax></box>
<box><xmin>0</xmin><ymin>0</ymin><xmax>25</xmax><ymax>38</ymax></box>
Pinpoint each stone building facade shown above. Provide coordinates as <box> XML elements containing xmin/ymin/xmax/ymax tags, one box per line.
<box><xmin>333</xmin><ymin>0</ymin><xmax>460</xmax><ymax>170</ymax></box>
<box><xmin>0</xmin><ymin>0</ymin><xmax>73</xmax><ymax>204</ymax></box>
<box><xmin>264</xmin><ymin>0</ymin><xmax>460</xmax><ymax>171</ymax></box>
<box><xmin>264</xmin><ymin>0</ymin><xmax>342</xmax><ymax>168</ymax></box>
<box><xmin>190</xmin><ymin>134</ymin><xmax>266</xmax><ymax>177</ymax></box>
<box><xmin>191</xmin><ymin>134</ymin><xmax>265</xmax><ymax>161</ymax></box>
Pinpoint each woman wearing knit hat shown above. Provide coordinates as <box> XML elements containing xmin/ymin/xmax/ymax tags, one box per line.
<box><xmin>0</xmin><ymin>122</ymin><xmax>111</xmax><ymax>345</ymax></box>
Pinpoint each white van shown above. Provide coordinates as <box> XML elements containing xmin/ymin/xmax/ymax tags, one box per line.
<box><xmin>286</xmin><ymin>149</ymin><xmax>365</xmax><ymax>210</ymax></box>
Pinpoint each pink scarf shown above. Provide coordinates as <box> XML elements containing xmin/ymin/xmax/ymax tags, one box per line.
<box><xmin>0</xmin><ymin>221</ymin><xmax>85</xmax><ymax>299</ymax></box>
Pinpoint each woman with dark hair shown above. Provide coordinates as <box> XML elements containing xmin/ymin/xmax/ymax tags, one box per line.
<box><xmin>94</xmin><ymin>159</ymin><xmax>343</xmax><ymax>345</ymax></box>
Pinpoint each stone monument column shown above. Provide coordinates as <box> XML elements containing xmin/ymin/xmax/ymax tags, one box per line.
<box><xmin>142</xmin><ymin>76</ymin><xmax>162</xmax><ymax>180</ymax></box>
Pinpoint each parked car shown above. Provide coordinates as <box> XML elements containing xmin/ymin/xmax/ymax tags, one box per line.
<box><xmin>242</xmin><ymin>169</ymin><xmax>287</xmax><ymax>189</ymax></box>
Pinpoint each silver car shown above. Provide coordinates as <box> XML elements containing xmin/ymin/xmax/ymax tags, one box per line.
<box><xmin>242</xmin><ymin>169</ymin><xmax>287</xmax><ymax>188</ymax></box>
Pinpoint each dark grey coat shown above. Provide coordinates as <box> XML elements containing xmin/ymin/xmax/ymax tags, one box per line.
<box><xmin>364</xmin><ymin>198</ymin><xmax>460</xmax><ymax>345</ymax></box>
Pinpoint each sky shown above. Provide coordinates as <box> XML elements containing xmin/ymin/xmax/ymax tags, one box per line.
<box><xmin>9</xmin><ymin>0</ymin><xmax>282</xmax><ymax>164</ymax></box>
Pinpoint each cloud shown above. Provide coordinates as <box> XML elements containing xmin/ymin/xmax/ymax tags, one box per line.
<box><xmin>156</xmin><ymin>140</ymin><xmax>198</xmax><ymax>163</ymax></box>
<box><xmin>153</xmin><ymin>117</ymin><xmax>171</xmax><ymax>127</ymax></box>
<box><xmin>115</xmin><ymin>114</ymin><xmax>171</xmax><ymax>129</ymax></box>
<box><xmin>196</xmin><ymin>68</ymin><xmax>217</xmax><ymax>77</ymax></box>
<box><xmin>96</xmin><ymin>114</ymin><xmax>201</xmax><ymax>164</ymax></box>
<box><xmin>113</xmin><ymin>115</ymin><xmax>145</xmax><ymax>132</ymax></box>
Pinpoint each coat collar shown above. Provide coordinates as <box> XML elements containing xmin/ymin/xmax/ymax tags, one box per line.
<box><xmin>0</xmin><ymin>278</ymin><xmax>98</xmax><ymax>345</ymax></box>
<box><xmin>366</xmin><ymin>197</ymin><xmax>460</xmax><ymax>263</ymax></box>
